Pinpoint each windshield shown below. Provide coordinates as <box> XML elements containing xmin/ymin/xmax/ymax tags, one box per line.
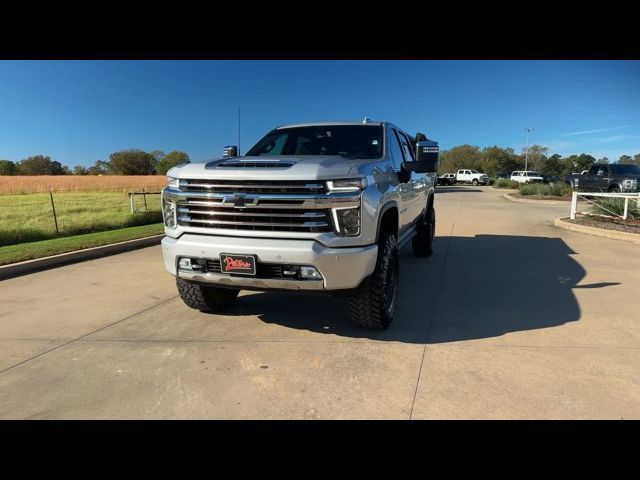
<box><xmin>614</xmin><ymin>165</ymin><xmax>640</xmax><ymax>175</ymax></box>
<box><xmin>245</xmin><ymin>125</ymin><xmax>384</xmax><ymax>159</ymax></box>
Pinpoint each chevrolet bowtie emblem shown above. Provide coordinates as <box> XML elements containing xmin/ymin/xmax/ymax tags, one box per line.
<box><xmin>224</xmin><ymin>194</ymin><xmax>253</xmax><ymax>208</ymax></box>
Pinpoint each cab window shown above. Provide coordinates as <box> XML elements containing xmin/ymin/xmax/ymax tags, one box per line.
<box><xmin>388</xmin><ymin>129</ymin><xmax>406</xmax><ymax>170</ymax></box>
<box><xmin>397</xmin><ymin>131</ymin><xmax>415</xmax><ymax>162</ymax></box>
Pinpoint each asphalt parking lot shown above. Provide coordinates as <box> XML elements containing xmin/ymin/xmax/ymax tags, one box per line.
<box><xmin>1</xmin><ymin>186</ymin><xmax>639</xmax><ymax>419</ymax></box>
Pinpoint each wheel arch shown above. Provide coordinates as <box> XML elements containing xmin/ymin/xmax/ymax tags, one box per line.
<box><xmin>376</xmin><ymin>202</ymin><xmax>399</xmax><ymax>243</ymax></box>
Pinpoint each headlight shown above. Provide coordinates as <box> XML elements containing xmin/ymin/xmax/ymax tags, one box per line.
<box><xmin>326</xmin><ymin>178</ymin><xmax>367</xmax><ymax>192</ymax></box>
<box><xmin>167</xmin><ymin>176</ymin><xmax>180</xmax><ymax>189</ymax></box>
<box><xmin>332</xmin><ymin>207</ymin><xmax>360</xmax><ymax>236</ymax></box>
<box><xmin>162</xmin><ymin>197</ymin><xmax>176</xmax><ymax>228</ymax></box>
<box><xmin>623</xmin><ymin>179</ymin><xmax>638</xmax><ymax>190</ymax></box>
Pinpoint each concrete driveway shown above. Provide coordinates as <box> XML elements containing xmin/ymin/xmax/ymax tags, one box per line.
<box><xmin>1</xmin><ymin>186</ymin><xmax>639</xmax><ymax>419</ymax></box>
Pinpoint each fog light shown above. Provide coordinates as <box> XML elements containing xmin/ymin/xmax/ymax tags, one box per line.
<box><xmin>300</xmin><ymin>266</ymin><xmax>322</xmax><ymax>279</ymax></box>
<box><xmin>178</xmin><ymin>258</ymin><xmax>192</xmax><ymax>269</ymax></box>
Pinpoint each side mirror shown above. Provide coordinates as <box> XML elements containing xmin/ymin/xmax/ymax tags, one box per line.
<box><xmin>403</xmin><ymin>140</ymin><xmax>439</xmax><ymax>173</ymax></box>
<box><xmin>222</xmin><ymin>145</ymin><xmax>239</xmax><ymax>158</ymax></box>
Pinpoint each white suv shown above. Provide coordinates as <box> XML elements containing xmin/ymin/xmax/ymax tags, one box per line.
<box><xmin>510</xmin><ymin>171</ymin><xmax>544</xmax><ymax>183</ymax></box>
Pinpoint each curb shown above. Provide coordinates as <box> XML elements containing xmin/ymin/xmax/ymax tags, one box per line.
<box><xmin>489</xmin><ymin>186</ymin><xmax>517</xmax><ymax>192</ymax></box>
<box><xmin>0</xmin><ymin>234</ymin><xmax>164</xmax><ymax>281</ymax></box>
<box><xmin>553</xmin><ymin>217</ymin><xmax>640</xmax><ymax>245</ymax></box>
<box><xmin>503</xmin><ymin>193</ymin><xmax>569</xmax><ymax>205</ymax></box>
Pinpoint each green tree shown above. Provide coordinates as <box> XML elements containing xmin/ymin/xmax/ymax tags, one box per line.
<box><xmin>149</xmin><ymin>150</ymin><xmax>166</xmax><ymax>174</ymax></box>
<box><xmin>573</xmin><ymin>154</ymin><xmax>596</xmax><ymax>172</ymax></box>
<box><xmin>438</xmin><ymin>144</ymin><xmax>482</xmax><ymax>174</ymax></box>
<box><xmin>73</xmin><ymin>165</ymin><xmax>89</xmax><ymax>175</ymax></box>
<box><xmin>618</xmin><ymin>155</ymin><xmax>634</xmax><ymax>164</ymax></box>
<box><xmin>16</xmin><ymin>155</ymin><xmax>64</xmax><ymax>175</ymax></box>
<box><xmin>87</xmin><ymin>160</ymin><xmax>110</xmax><ymax>175</ymax></box>
<box><xmin>523</xmin><ymin>144</ymin><xmax>548</xmax><ymax>172</ymax></box>
<box><xmin>480</xmin><ymin>146</ymin><xmax>519</xmax><ymax>176</ymax></box>
<box><xmin>157</xmin><ymin>151</ymin><xmax>190</xmax><ymax>175</ymax></box>
<box><xmin>634</xmin><ymin>154</ymin><xmax>640</xmax><ymax>165</ymax></box>
<box><xmin>543</xmin><ymin>154</ymin><xmax>564</xmax><ymax>176</ymax></box>
<box><xmin>108</xmin><ymin>149</ymin><xmax>156</xmax><ymax>175</ymax></box>
<box><xmin>0</xmin><ymin>159</ymin><xmax>16</xmax><ymax>175</ymax></box>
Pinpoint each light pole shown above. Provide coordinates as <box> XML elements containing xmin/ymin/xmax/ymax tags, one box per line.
<box><xmin>524</xmin><ymin>127</ymin><xmax>535</xmax><ymax>171</ymax></box>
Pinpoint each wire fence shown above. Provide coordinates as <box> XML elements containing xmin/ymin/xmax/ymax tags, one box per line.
<box><xmin>0</xmin><ymin>187</ymin><xmax>163</xmax><ymax>247</ymax></box>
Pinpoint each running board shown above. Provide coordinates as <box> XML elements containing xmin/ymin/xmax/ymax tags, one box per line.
<box><xmin>398</xmin><ymin>226</ymin><xmax>417</xmax><ymax>249</ymax></box>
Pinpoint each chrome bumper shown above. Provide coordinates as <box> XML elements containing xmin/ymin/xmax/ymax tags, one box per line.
<box><xmin>162</xmin><ymin>234</ymin><xmax>378</xmax><ymax>291</ymax></box>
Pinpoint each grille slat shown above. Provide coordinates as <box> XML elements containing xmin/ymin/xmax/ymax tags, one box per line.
<box><xmin>181</xmin><ymin>179</ymin><xmax>326</xmax><ymax>194</ymax></box>
<box><xmin>178</xmin><ymin>216</ymin><xmax>328</xmax><ymax>229</ymax></box>
<box><xmin>177</xmin><ymin>207</ymin><xmax>326</xmax><ymax>219</ymax></box>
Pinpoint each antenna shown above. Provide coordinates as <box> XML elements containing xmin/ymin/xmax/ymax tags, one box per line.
<box><xmin>363</xmin><ymin>116</ymin><xmax>370</xmax><ymax>124</ymax></box>
<box><xmin>238</xmin><ymin>106</ymin><xmax>241</xmax><ymax>156</ymax></box>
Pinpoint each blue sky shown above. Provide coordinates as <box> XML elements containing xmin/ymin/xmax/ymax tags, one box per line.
<box><xmin>1</xmin><ymin>60</ymin><xmax>639</xmax><ymax>167</ymax></box>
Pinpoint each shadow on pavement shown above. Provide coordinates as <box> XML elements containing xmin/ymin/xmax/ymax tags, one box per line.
<box><xmin>216</xmin><ymin>235</ymin><xmax>619</xmax><ymax>344</ymax></box>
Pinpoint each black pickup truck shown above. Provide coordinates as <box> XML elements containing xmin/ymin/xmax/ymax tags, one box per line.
<box><xmin>571</xmin><ymin>163</ymin><xmax>640</xmax><ymax>193</ymax></box>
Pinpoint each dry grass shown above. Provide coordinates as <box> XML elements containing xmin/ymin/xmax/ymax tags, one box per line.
<box><xmin>0</xmin><ymin>175</ymin><xmax>167</xmax><ymax>194</ymax></box>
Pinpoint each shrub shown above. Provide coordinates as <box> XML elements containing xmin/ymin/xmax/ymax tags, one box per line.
<box><xmin>519</xmin><ymin>182</ymin><xmax>572</xmax><ymax>197</ymax></box>
<box><xmin>589</xmin><ymin>197</ymin><xmax>640</xmax><ymax>220</ymax></box>
<box><xmin>493</xmin><ymin>179</ymin><xmax>520</xmax><ymax>189</ymax></box>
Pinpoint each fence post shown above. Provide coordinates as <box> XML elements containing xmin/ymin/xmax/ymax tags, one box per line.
<box><xmin>623</xmin><ymin>197</ymin><xmax>629</xmax><ymax>220</ymax></box>
<box><xmin>49</xmin><ymin>187</ymin><xmax>60</xmax><ymax>235</ymax></box>
<box><xmin>570</xmin><ymin>191</ymin><xmax>578</xmax><ymax>220</ymax></box>
<box><xmin>143</xmin><ymin>186</ymin><xmax>148</xmax><ymax>211</ymax></box>
<box><xmin>129</xmin><ymin>192</ymin><xmax>135</xmax><ymax>214</ymax></box>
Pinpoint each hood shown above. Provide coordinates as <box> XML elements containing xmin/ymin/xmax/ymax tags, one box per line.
<box><xmin>168</xmin><ymin>155</ymin><xmax>374</xmax><ymax>181</ymax></box>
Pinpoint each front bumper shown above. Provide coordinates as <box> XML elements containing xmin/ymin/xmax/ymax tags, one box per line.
<box><xmin>162</xmin><ymin>234</ymin><xmax>378</xmax><ymax>291</ymax></box>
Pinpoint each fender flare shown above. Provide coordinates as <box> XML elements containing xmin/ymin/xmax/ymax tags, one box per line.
<box><xmin>375</xmin><ymin>201</ymin><xmax>399</xmax><ymax>243</ymax></box>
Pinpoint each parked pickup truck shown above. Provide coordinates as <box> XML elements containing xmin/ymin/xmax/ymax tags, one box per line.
<box><xmin>161</xmin><ymin>120</ymin><xmax>439</xmax><ymax>330</ymax></box>
<box><xmin>456</xmin><ymin>169</ymin><xmax>490</xmax><ymax>185</ymax></box>
<box><xmin>437</xmin><ymin>173</ymin><xmax>456</xmax><ymax>185</ymax></box>
<box><xmin>572</xmin><ymin>163</ymin><xmax>640</xmax><ymax>193</ymax></box>
<box><xmin>561</xmin><ymin>170</ymin><xmax>588</xmax><ymax>188</ymax></box>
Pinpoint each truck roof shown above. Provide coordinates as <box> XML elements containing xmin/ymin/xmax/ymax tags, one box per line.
<box><xmin>276</xmin><ymin>121</ymin><xmax>385</xmax><ymax>129</ymax></box>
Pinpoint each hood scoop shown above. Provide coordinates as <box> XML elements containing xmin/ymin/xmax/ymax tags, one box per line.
<box><xmin>211</xmin><ymin>158</ymin><xmax>297</xmax><ymax>169</ymax></box>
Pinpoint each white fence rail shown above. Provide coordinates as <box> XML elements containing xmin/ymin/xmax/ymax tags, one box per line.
<box><xmin>570</xmin><ymin>191</ymin><xmax>640</xmax><ymax>220</ymax></box>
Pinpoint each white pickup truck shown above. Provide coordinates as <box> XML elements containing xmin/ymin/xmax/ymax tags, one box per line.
<box><xmin>455</xmin><ymin>169</ymin><xmax>490</xmax><ymax>185</ymax></box>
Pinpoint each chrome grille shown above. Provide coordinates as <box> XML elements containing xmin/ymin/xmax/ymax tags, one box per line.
<box><xmin>176</xmin><ymin>179</ymin><xmax>333</xmax><ymax>233</ymax></box>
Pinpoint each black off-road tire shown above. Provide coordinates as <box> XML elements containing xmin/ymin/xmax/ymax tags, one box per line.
<box><xmin>412</xmin><ymin>206</ymin><xmax>435</xmax><ymax>257</ymax></box>
<box><xmin>348</xmin><ymin>233</ymin><xmax>399</xmax><ymax>330</ymax></box>
<box><xmin>176</xmin><ymin>278</ymin><xmax>239</xmax><ymax>312</ymax></box>
<box><xmin>609</xmin><ymin>185</ymin><xmax>621</xmax><ymax>193</ymax></box>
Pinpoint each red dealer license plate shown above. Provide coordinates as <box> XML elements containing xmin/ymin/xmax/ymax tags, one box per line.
<box><xmin>220</xmin><ymin>254</ymin><xmax>256</xmax><ymax>276</ymax></box>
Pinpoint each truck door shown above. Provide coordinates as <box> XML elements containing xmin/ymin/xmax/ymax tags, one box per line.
<box><xmin>396</xmin><ymin>130</ymin><xmax>426</xmax><ymax>228</ymax></box>
<box><xmin>583</xmin><ymin>165</ymin><xmax>601</xmax><ymax>191</ymax></box>
<box><xmin>388</xmin><ymin>128</ymin><xmax>422</xmax><ymax>235</ymax></box>
<box><xmin>595</xmin><ymin>165</ymin><xmax>610</xmax><ymax>191</ymax></box>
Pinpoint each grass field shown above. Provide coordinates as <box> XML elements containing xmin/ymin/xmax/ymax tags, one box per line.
<box><xmin>0</xmin><ymin>175</ymin><xmax>166</xmax><ymax>194</ymax></box>
<box><xmin>0</xmin><ymin>190</ymin><xmax>163</xmax><ymax>246</ymax></box>
<box><xmin>0</xmin><ymin>223</ymin><xmax>164</xmax><ymax>266</ymax></box>
<box><xmin>0</xmin><ymin>176</ymin><xmax>167</xmax><ymax>265</ymax></box>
